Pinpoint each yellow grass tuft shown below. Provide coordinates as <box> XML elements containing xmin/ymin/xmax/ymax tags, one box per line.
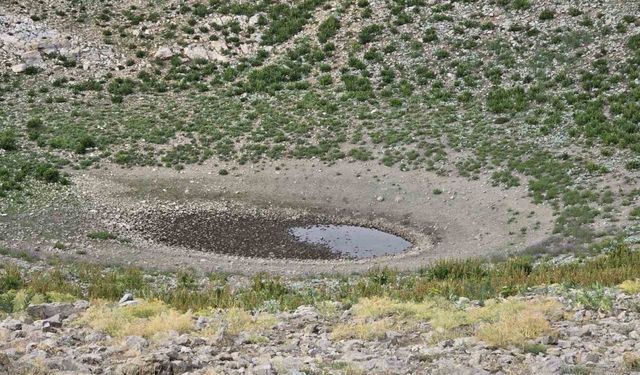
<box><xmin>619</xmin><ymin>279</ymin><xmax>640</xmax><ymax>294</ymax></box>
<box><xmin>77</xmin><ymin>299</ymin><xmax>194</xmax><ymax>339</ymax></box>
<box><xmin>353</xmin><ymin>296</ymin><xmax>458</xmax><ymax>321</ymax></box>
<box><xmin>332</xmin><ymin>296</ymin><xmax>561</xmax><ymax>346</ymax></box>
<box><xmin>470</xmin><ymin>298</ymin><xmax>562</xmax><ymax>347</ymax></box>
<box><xmin>475</xmin><ymin>309</ymin><xmax>552</xmax><ymax>347</ymax></box>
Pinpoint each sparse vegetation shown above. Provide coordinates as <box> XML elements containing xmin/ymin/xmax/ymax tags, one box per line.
<box><xmin>77</xmin><ymin>299</ymin><xmax>194</xmax><ymax>339</ymax></box>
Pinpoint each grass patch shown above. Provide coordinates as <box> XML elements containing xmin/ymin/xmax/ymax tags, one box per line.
<box><xmin>2</xmin><ymin>243</ymin><xmax>640</xmax><ymax>319</ymax></box>
<box><xmin>77</xmin><ymin>299</ymin><xmax>194</xmax><ymax>339</ymax></box>
<box><xmin>334</xmin><ymin>296</ymin><xmax>561</xmax><ymax>346</ymax></box>
<box><xmin>472</xmin><ymin>298</ymin><xmax>560</xmax><ymax>347</ymax></box>
<box><xmin>619</xmin><ymin>279</ymin><xmax>640</xmax><ymax>294</ymax></box>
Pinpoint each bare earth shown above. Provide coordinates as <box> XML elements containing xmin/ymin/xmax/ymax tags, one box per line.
<box><xmin>1</xmin><ymin>159</ymin><xmax>555</xmax><ymax>276</ymax></box>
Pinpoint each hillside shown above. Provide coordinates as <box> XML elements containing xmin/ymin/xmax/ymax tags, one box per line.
<box><xmin>1</xmin><ymin>0</ymin><xmax>640</xmax><ymax>374</ymax></box>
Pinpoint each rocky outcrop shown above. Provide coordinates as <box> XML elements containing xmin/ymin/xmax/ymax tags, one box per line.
<box><xmin>1</xmin><ymin>14</ymin><xmax>117</xmax><ymax>74</ymax></box>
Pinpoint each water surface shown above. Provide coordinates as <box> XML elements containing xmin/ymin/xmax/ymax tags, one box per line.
<box><xmin>289</xmin><ymin>225</ymin><xmax>412</xmax><ymax>259</ymax></box>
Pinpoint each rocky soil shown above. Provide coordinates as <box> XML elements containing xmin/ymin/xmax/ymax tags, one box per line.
<box><xmin>3</xmin><ymin>287</ymin><xmax>640</xmax><ymax>375</ymax></box>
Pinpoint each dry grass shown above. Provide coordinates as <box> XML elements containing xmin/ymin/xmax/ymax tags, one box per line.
<box><xmin>351</xmin><ymin>296</ymin><xmax>470</xmax><ymax>330</ymax></box>
<box><xmin>77</xmin><ymin>299</ymin><xmax>194</xmax><ymax>339</ymax></box>
<box><xmin>331</xmin><ymin>296</ymin><xmax>463</xmax><ymax>341</ymax></box>
<box><xmin>475</xmin><ymin>309</ymin><xmax>552</xmax><ymax>347</ymax></box>
<box><xmin>619</xmin><ymin>279</ymin><xmax>640</xmax><ymax>294</ymax></box>
<box><xmin>332</xmin><ymin>296</ymin><xmax>561</xmax><ymax>346</ymax></box>
<box><xmin>353</xmin><ymin>296</ymin><xmax>458</xmax><ymax>321</ymax></box>
<box><xmin>471</xmin><ymin>298</ymin><xmax>562</xmax><ymax>347</ymax></box>
<box><xmin>623</xmin><ymin>353</ymin><xmax>640</xmax><ymax>370</ymax></box>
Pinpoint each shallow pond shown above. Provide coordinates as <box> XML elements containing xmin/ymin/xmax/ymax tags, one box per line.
<box><xmin>289</xmin><ymin>225</ymin><xmax>412</xmax><ymax>259</ymax></box>
<box><xmin>136</xmin><ymin>210</ymin><xmax>413</xmax><ymax>260</ymax></box>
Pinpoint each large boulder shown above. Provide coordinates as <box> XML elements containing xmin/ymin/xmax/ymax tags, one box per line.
<box><xmin>26</xmin><ymin>300</ymin><xmax>89</xmax><ymax>320</ymax></box>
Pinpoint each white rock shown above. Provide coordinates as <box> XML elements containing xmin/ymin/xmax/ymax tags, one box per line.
<box><xmin>248</xmin><ymin>14</ymin><xmax>262</xmax><ymax>26</ymax></box>
<box><xmin>119</xmin><ymin>293</ymin><xmax>134</xmax><ymax>304</ymax></box>
<box><xmin>11</xmin><ymin>63</ymin><xmax>27</xmax><ymax>73</ymax></box>
<box><xmin>154</xmin><ymin>46</ymin><xmax>173</xmax><ymax>60</ymax></box>
<box><xmin>184</xmin><ymin>45</ymin><xmax>209</xmax><ymax>60</ymax></box>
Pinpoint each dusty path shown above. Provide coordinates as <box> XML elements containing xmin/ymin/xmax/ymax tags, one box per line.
<box><xmin>1</xmin><ymin>159</ymin><xmax>554</xmax><ymax>276</ymax></box>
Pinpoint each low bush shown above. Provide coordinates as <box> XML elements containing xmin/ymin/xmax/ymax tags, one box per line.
<box><xmin>318</xmin><ymin>15</ymin><xmax>340</xmax><ymax>43</ymax></box>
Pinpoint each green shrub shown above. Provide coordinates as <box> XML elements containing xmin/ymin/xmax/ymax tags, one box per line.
<box><xmin>108</xmin><ymin>78</ymin><xmax>136</xmax><ymax>102</ymax></box>
<box><xmin>0</xmin><ymin>131</ymin><xmax>17</xmax><ymax>151</ymax></box>
<box><xmin>261</xmin><ymin>0</ymin><xmax>326</xmax><ymax>45</ymax></box>
<box><xmin>629</xmin><ymin>34</ymin><xmax>640</xmax><ymax>51</ymax></box>
<box><xmin>74</xmin><ymin>135</ymin><xmax>96</xmax><ymax>154</ymax></box>
<box><xmin>318</xmin><ymin>15</ymin><xmax>340</xmax><ymax>43</ymax></box>
<box><xmin>539</xmin><ymin>9</ymin><xmax>555</xmax><ymax>21</ymax></box>
<box><xmin>0</xmin><ymin>264</ymin><xmax>23</xmax><ymax>293</ymax></box>
<box><xmin>341</xmin><ymin>74</ymin><xmax>373</xmax><ymax>99</ymax></box>
<box><xmin>358</xmin><ymin>24</ymin><xmax>383</xmax><ymax>44</ymax></box>
<box><xmin>486</xmin><ymin>86</ymin><xmax>528</xmax><ymax>113</ymax></box>
<box><xmin>422</xmin><ymin>27</ymin><xmax>438</xmax><ymax>43</ymax></box>
<box><xmin>427</xmin><ymin>259</ymin><xmax>487</xmax><ymax>281</ymax></box>
<box><xmin>72</xmin><ymin>79</ymin><xmax>103</xmax><ymax>92</ymax></box>
<box><xmin>630</xmin><ymin>207</ymin><xmax>640</xmax><ymax>220</ymax></box>
<box><xmin>348</xmin><ymin>147</ymin><xmax>373</xmax><ymax>161</ymax></box>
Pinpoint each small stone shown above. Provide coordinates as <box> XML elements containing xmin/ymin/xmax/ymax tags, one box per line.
<box><xmin>11</xmin><ymin>64</ymin><xmax>27</xmax><ymax>73</ymax></box>
<box><xmin>119</xmin><ymin>293</ymin><xmax>134</xmax><ymax>304</ymax></box>
<box><xmin>44</xmin><ymin>314</ymin><xmax>63</xmax><ymax>328</ymax></box>
<box><xmin>376</xmin><ymin>196</ymin><xmax>385</xmax><ymax>202</ymax></box>
<box><xmin>119</xmin><ymin>300</ymin><xmax>140</xmax><ymax>307</ymax></box>
<box><xmin>154</xmin><ymin>46</ymin><xmax>173</xmax><ymax>60</ymax></box>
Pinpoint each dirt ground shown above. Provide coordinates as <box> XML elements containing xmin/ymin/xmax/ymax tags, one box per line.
<box><xmin>0</xmin><ymin>158</ymin><xmax>555</xmax><ymax>276</ymax></box>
